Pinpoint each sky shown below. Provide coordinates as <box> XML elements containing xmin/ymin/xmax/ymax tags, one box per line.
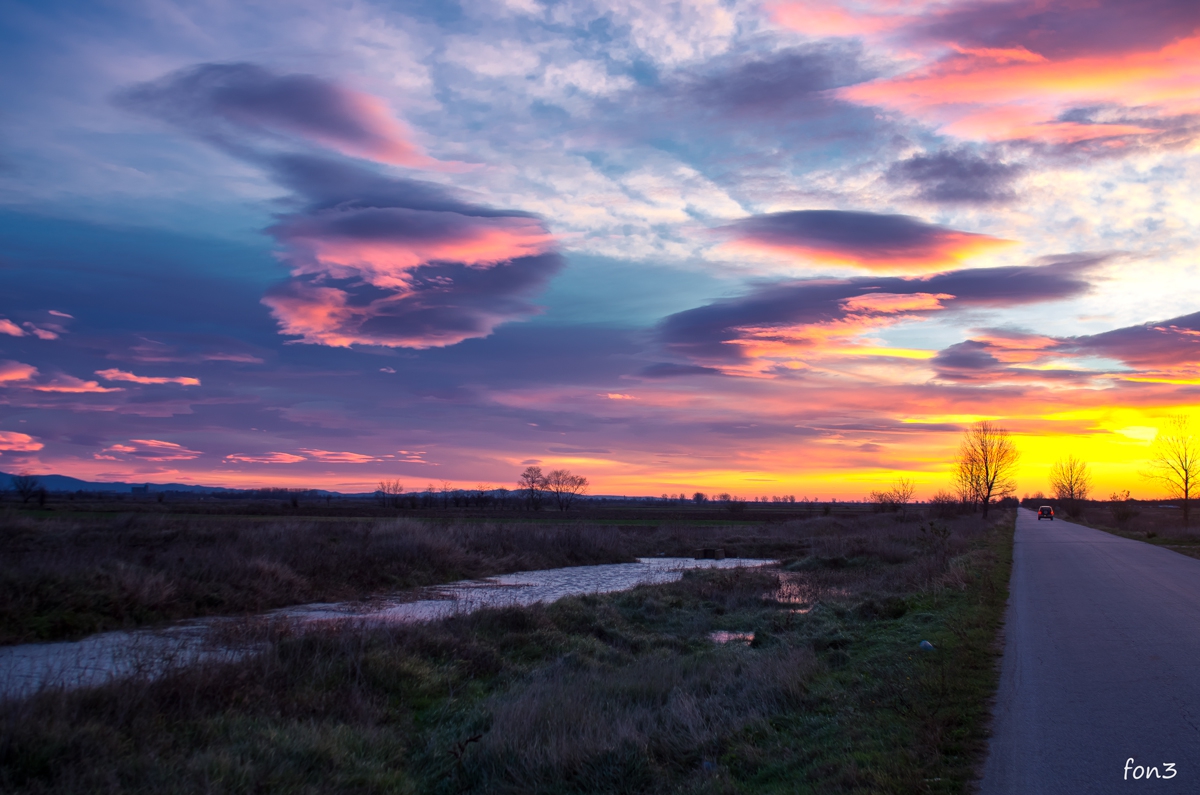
<box><xmin>1</xmin><ymin>0</ymin><xmax>1199</xmax><ymax>499</ymax></box>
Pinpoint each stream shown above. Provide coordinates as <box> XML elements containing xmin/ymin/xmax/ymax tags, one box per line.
<box><xmin>0</xmin><ymin>556</ymin><xmax>771</xmax><ymax>700</ymax></box>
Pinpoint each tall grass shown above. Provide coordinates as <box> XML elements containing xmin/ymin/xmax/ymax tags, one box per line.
<box><xmin>0</xmin><ymin>513</ymin><xmax>629</xmax><ymax>644</ymax></box>
<box><xmin>0</xmin><ymin>510</ymin><xmax>880</xmax><ymax>645</ymax></box>
<box><xmin>0</xmin><ymin>510</ymin><xmax>1013</xmax><ymax>793</ymax></box>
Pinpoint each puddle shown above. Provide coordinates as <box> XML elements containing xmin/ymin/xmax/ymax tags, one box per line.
<box><xmin>709</xmin><ymin>631</ymin><xmax>755</xmax><ymax>645</ymax></box>
<box><xmin>0</xmin><ymin>557</ymin><xmax>772</xmax><ymax>700</ymax></box>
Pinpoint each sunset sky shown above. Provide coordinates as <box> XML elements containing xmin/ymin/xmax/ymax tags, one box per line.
<box><xmin>2</xmin><ymin>0</ymin><xmax>1199</xmax><ymax>498</ymax></box>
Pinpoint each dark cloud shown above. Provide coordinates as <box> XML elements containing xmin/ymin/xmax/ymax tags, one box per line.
<box><xmin>599</xmin><ymin>44</ymin><xmax>889</xmax><ymax>181</ymax></box>
<box><xmin>119</xmin><ymin>66</ymin><xmax>562</xmax><ymax>349</ymax></box>
<box><xmin>728</xmin><ymin>209</ymin><xmax>953</xmax><ymax>250</ymax></box>
<box><xmin>929</xmin><ymin>340</ymin><xmax>1007</xmax><ymax>382</ymax></box>
<box><xmin>1064</xmin><ymin>310</ymin><xmax>1200</xmax><ymax>369</ymax></box>
<box><xmin>913</xmin><ymin>0</ymin><xmax>1200</xmax><ymax>60</ymax></box>
<box><xmin>117</xmin><ymin>62</ymin><xmax>427</xmax><ymax>165</ymax></box>
<box><xmin>682</xmin><ymin>43</ymin><xmax>870</xmax><ymax>116</ymax></box>
<box><xmin>930</xmin><ymin>308</ymin><xmax>1200</xmax><ymax>383</ymax></box>
<box><xmin>929</xmin><ymin>337</ymin><xmax>1102</xmax><ymax>384</ymax></box>
<box><xmin>263</xmin><ymin>253</ymin><xmax>564</xmax><ymax>349</ymax></box>
<box><xmin>887</xmin><ymin>148</ymin><xmax>1025</xmax><ymax>204</ymax></box>
<box><xmin>261</xmin><ymin>157</ymin><xmax>560</xmax><ymax>348</ymax></box>
<box><xmin>266</xmin><ymin>154</ymin><xmax>521</xmax><ymax>218</ymax></box>
<box><xmin>660</xmin><ymin>258</ymin><xmax>1102</xmax><ymax>362</ymax></box>
<box><xmin>720</xmin><ymin>209</ymin><xmax>1010</xmax><ymax>271</ymax></box>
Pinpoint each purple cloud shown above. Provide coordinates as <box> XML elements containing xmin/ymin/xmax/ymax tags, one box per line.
<box><xmin>913</xmin><ymin>0</ymin><xmax>1200</xmax><ymax>60</ymax></box>
<box><xmin>1065</xmin><ymin>310</ymin><xmax>1200</xmax><ymax>370</ymax></box>
<box><xmin>720</xmin><ymin>210</ymin><xmax>1012</xmax><ymax>272</ymax></box>
<box><xmin>660</xmin><ymin>257</ymin><xmax>1102</xmax><ymax>364</ymax></box>
<box><xmin>119</xmin><ymin>66</ymin><xmax>564</xmax><ymax>350</ymax></box>
<box><xmin>118</xmin><ymin>62</ymin><xmax>433</xmax><ymax>166</ymax></box>
<box><xmin>887</xmin><ymin>148</ymin><xmax>1025</xmax><ymax>204</ymax></box>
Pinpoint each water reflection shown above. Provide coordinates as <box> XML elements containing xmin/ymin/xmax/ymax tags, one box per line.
<box><xmin>0</xmin><ymin>557</ymin><xmax>771</xmax><ymax>699</ymax></box>
<box><xmin>708</xmin><ymin>631</ymin><xmax>755</xmax><ymax>645</ymax></box>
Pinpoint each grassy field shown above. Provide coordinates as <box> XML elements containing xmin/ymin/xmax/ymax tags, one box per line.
<box><xmin>0</xmin><ymin>510</ymin><xmax>840</xmax><ymax>645</ymax></box>
<box><xmin>0</xmin><ymin>509</ymin><xmax>1014</xmax><ymax>793</ymax></box>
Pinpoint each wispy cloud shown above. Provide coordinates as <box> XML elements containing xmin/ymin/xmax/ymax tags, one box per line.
<box><xmin>32</xmin><ymin>375</ymin><xmax>124</xmax><ymax>394</ymax></box>
<box><xmin>99</xmin><ymin>439</ymin><xmax>202</xmax><ymax>461</ymax></box>
<box><xmin>300</xmin><ymin>448</ymin><xmax>383</xmax><ymax>463</ymax></box>
<box><xmin>224</xmin><ymin>452</ymin><xmax>307</xmax><ymax>464</ymax></box>
<box><xmin>96</xmin><ymin>368</ymin><xmax>200</xmax><ymax>386</ymax></box>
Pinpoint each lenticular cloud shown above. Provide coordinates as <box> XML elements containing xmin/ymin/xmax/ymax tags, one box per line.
<box><xmin>120</xmin><ymin>64</ymin><xmax>564</xmax><ymax>349</ymax></box>
<box><xmin>720</xmin><ymin>210</ymin><xmax>1012</xmax><ymax>272</ymax></box>
<box><xmin>118</xmin><ymin>62</ymin><xmax>433</xmax><ymax>167</ymax></box>
<box><xmin>261</xmin><ymin>157</ymin><xmax>562</xmax><ymax>349</ymax></box>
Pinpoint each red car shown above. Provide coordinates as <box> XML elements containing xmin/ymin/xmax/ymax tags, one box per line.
<box><xmin>1038</xmin><ymin>506</ymin><xmax>1054</xmax><ymax>520</ymax></box>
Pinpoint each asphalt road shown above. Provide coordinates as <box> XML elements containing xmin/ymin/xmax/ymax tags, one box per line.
<box><xmin>981</xmin><ymin>508</ymin><xmax>1200</xmax><ymax>793</ymax></box>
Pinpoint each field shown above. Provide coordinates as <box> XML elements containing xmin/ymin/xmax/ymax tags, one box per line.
<box><xmin>1</xmin><ymin>499</ymin><xmax>867</xmax><ymax>645</ymax></box>
<box><xmin>0</xmin><ymin>505</ymin><xmax>1014</xmax><ymax>794</ymax></box>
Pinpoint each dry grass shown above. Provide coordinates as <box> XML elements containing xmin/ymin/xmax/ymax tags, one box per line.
<box><xmin>0</xmin><ymin>509</ymin><xmax>1013</xmax><ymax>794</ymax></box>
<box><xmin>0</xmin><ymin>513</ymin><xmax>629</xmax><ymax>644</ymax></box>
<box><xmin>0</xmin><ymin>509</ymin><xmax>920</xmax><ymax>645</ymax></box>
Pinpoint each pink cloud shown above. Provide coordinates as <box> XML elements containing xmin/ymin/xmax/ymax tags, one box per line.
<box><xmin>23</xmin><ymin>323</ymin><xmax>60</xmax><ymax>340</ymax></box>
<box><xmin>120</xmin><ymin>63</ymin><xmax>442</xmax><ymax>168</ymax></box>
<box><xmin>0</xmin><ymin>431</ymin><xmax>43</xmax><ymax>452</ymax></box>
<box><xmin>96</xmin><ymin>368</ymin><xmax>201</xmax><ymax>386</ymax></box>
<box><xmin>224</xmin><ymin>452</ymin><xmax>307</xmax><ymax>464</ymax></box>
<box><xmin>839</xmin><ymin>292</ymin><xmax>955</xmax><ymax>314</ymax></box>
<box><xmin>0</xmin><ymin>360</ymin><xmax>38</xmax><ymax>384</ymax></box>
<box><xmin>100</xmin><ymin>439</ymin><xmax>202</xmax><ymax>461</ymax></box>
<box><xmin>0</xmin><ymin>319</ymin><xmax>24</xmax><ymax>337</ymax></box>
<box><xmin>276</xmin><ymin>207</ymin><xmax>555</xmax><ymax>289</ymax></box>
<box><xmin>299</xmin><ymin>448</ymin><xmax>382</xmax><ymax>463</ymax></box>
<box><xmin>32</xmin><ymin>375</ymin><xmax>124</xmax><ymax>394</ymax></box>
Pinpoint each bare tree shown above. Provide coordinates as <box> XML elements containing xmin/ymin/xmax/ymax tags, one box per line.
<box><xmin>1049</xmin><ymin>454</ymin><xmax>1092</xmax><ymax>501</ymax></box>
<box><xmin>1142</xmin><ymin>415</ymin><xmax>1200</xmax><ymax>528</ymax></box>
<box><xmin>890</xmin><ymin>477</ymin><xmax>916</xmax><ymax>506</ymax></box>
<box><xmin>377</xmin><ymin>479</ymin><xmax>406</xmax><ymax>509</ymax></box>
<box><xmin>870</xmin><ymin>476</ymin><xmax>915</xmax><ymax>512</ymax></box>
<box><xmin>12</xmin><ymin>473</ymin><xmax>40</xmax><ymax>504</ymax></box>
<box><xmin>954</xmin><ymin>421</ymin><xmax>1020</xmax><ymax>518</ymax></box>
<box><xmin>518</xmin><ymin>466</ymin><xmax>546</xmax><ymax>510</ymax></box>
<box><xmin>1108</xmin><ymin>490</ymin><xmax>1139</xmax><ymax>528</ymax></box>
<box><xmin>543</xmin><ymin>469</ymin><xmax>589</xmax><ymax>511</ymax></box>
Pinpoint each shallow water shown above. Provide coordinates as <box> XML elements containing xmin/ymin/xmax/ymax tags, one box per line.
<box><xmin>708</xmin><ymin>631</ymin><xmax>755</xmax><ymax>645</ymax></box>
<box><xmin>0</xmin><ymin>557</ymin><xmax>771</xmax><ymax>700</ymax></box>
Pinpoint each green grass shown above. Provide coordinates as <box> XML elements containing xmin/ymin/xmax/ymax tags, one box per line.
<box><xmin>1</xmin><ymin>511</ymin><xmax>1013</xmax><ymax>793</ymax></box>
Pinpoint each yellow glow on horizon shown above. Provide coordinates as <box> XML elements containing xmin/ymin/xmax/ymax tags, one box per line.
<box><xmin>1122</xmin><ymin>376</ymin><xmax>1200</xmax><ymax>385</ymax></box>
<box><xmin>842</xmin><ymin>347</ymin><xmax>937</xmax><ymax>359</ymax></box>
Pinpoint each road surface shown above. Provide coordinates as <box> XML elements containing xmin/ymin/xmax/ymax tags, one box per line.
<box><xmin>981</xmin><ymin>508</ymin><xmax>1200</xmax><ymax>792</ymax></box>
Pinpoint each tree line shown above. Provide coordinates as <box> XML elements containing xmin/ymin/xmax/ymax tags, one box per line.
<box><xmin>867</xmin><ymin>414</ymin><xmax>1200</xmax><ymax>527</ymax></box>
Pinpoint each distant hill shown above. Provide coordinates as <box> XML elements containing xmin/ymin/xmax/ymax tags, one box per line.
<box><xmin>0</xmin><ymin>471</ymin><xmax>236</xmax><ymax>494</ymax></box>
